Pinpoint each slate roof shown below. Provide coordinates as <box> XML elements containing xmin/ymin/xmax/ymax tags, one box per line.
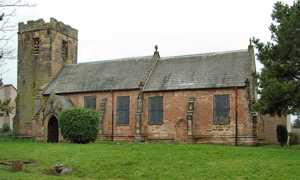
<box><xmin>44</xmin><ymin>56</ymin><xmax>153</xmax><ymax>94</ymax></box>
<box><xmin>144</xmin><ymin>50</ymin><xmax>252</xmax><ymax>91</ymax></box>
<box><xmin>44</xmin><ymin>49</ymin><xmax>252</xmax><ymax>94</ymax></box>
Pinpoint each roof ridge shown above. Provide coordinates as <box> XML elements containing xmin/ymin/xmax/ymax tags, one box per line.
<box><xmin>66</xmin><ymin>49</ymin><xmax>248</xmax><ymax>66</ymax></box>
<box><xmin>160</xmin><ymin>49</ymin><xmax>248</xmax><ymax>60</ymax></box>
<box><xmin>67</xmin><ymin>55</ymin><xmax>153</xmax><ymax>66</ymax></box>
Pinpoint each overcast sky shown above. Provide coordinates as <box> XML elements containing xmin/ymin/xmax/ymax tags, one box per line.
<box><xmin>2</xmin><ymin>0</ymin><xmax>294</xmax><ymax>87</ymax></box>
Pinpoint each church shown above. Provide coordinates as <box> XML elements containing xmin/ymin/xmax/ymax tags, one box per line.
<box><xmin>14</xmin><ymin>18</ymin><xmax>285</xmax><ymax>145</ymax></box>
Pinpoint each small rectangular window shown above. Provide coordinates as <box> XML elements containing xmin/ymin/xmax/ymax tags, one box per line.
<box><xmin>84</xmin><ymin>96</ymin><xmax>96</xmax><ymax>109</ymax></box>
<box><xmin>149</xmin><ymin>96</ymin><xmax>163</xmax><ymax>124</ymax></box>
<box><xmin>62</xmin><ymin>40</ymin><xmax>68</xmax><ymax>61</ymax></box>
<box><xmin>117</xmin><ymin>96</ymin><xmax>130</xmax><ymax>125</ymax></box>
<box><xmin>32</xmin><ymin>38</ymin><xmax>40</xmax><ymax>55</ymax></box>
<box><xmin>214</xmin><ymin>95</ymin><xmax>230</xmax><ymax>125</ymax></box>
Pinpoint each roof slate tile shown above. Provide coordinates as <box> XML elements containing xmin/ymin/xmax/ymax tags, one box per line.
<box><xmin>44</xmin><ymin>49</ymin><xmax>252</xmax><ymax>94</ymax></box>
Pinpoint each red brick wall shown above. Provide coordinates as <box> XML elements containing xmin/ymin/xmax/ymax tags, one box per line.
<box><xmin>142</xmin><ymin>88</ymin><xmax>256</xmax><ymax>144</ymax></box>
<box><xmin>42</xmin><ymin>87</ymin><xmax>257</xmax><ymax>144</ymax></box>
<box><xmin>65</xmin><ymin>90</ymin><xmax>139</xmax><ymax>141</ymax></box>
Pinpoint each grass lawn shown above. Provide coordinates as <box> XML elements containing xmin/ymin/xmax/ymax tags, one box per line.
<box><xmin>0</xmin><ymin>139</ymin><xmax>300</xmax><ymax>180</ymax></box>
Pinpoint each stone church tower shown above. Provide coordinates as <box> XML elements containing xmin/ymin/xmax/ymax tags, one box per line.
<box><xmin>15</xmin><ymin>18</ymin><xmax>78</xmax><ymax>136</ymax></box>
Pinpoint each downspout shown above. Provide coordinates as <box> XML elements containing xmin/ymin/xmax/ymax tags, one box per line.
<box><xmin>111</xmin><ymin>90</ymin><xmax>114</xmax><ymax>141</ymax></box>
<box><xmin>235</xmin><ymin>87</ymin><xmax>238</xmax><ymax>146</ymax></box>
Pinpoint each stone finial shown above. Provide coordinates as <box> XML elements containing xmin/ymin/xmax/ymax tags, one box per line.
<box><xmin>244</xmin><ymin>78</ymin><xmax>250</xmax><ymax>86</ymax></box>
<box><xmin>153</xmin><ymin>44</ymin><xmax>160</xmax><ymax>58</ymax></box>
<box><xmin>138</xmin><ymin>81</ymin><xmax>144</xmax><ymax>89</ymax></box>
<box><xmin>248</xmin><ymin>38</ymin><xmax>254</xmax><ymax>51</ymax></box>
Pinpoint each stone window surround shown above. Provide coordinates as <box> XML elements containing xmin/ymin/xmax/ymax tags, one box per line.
<box><xmin>61</xmin><ymin>40</ymin><xmax>68</xmax><ymax>61</ymax></box>
<box><xmin>84</xmin><ymin>96</ymin><xmax>97</xmax><ymax>110</ymax></box>
<box><xmin>148</xmin><ymin>96</ymin><xmax>164</xmax><ymax>125</ymax></box>
<box><xmin>32</xmin><ymin>37</ymin><xmax>40</xmax><ymax>56</ymax></box>
<box><xmin>116</xmin><ymin>96</ymin><xmax>130</xmax><ymax>126</ymax></box>
<box><xmin>213</xmin><ymin>94</ymin><xmax>231</xmax><ymax>125</ymax></box>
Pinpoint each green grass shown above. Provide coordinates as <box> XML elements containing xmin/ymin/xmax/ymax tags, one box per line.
<box><xmin>0</xmin><ymin>139</ymin><xmax>300</xmax><ymax>180</ymax></box>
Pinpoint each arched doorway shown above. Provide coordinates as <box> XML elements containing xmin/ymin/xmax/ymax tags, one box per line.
<box><xmin>47</xmin><ymin>116</ymin><xmax>59</xmax><ymax>143</ymax></box>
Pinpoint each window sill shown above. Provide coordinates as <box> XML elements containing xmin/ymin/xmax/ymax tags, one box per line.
<box><xmin>116</xmin><ymin>123</ymin><xmax>130</xmax><ymax>126</ymax></box>
<box><xmin>148</xmin><ymin>122</ymin><xmax>164</xmax><ymax>125</ymax></box>
<box><xmin>212</xmin><ymin>123</ymin><xmax>230</xmax><ymax>126</ymax></box>
<box><xmin>211</xmin><ymin>124</ymin><xmax>231</xmax><ymax>131</ymax></box>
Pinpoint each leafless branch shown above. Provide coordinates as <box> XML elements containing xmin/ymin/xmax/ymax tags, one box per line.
<box><xmin>0</xmin><ymin>0</ymin><xmax>33</xmax><ymax>74</ymax></box>
<box><xmin>0</xmin><ymin>0</ymin><xmax>33</xmax><ymax>8</ymax></box>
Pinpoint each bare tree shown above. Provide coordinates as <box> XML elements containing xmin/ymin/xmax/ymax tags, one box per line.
<box><xmin>0</xmin><ymin>0</ymin><xmax>32</xmax><ymax>77</ymax></box>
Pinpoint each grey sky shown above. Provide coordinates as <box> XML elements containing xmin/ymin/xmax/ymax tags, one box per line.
<box><xmin>2</xmin><ymin>0</ymin><xmax>294</xmax><ymax>87</ymax></box>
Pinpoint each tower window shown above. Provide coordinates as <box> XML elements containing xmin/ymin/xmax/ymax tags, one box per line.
<box><xmin>32</xmin><ymin>38</ymin><xmax>40</xmax><ymax>55</ymax></box>
<box><xmin>62</xmin><ymin>40</ymin><xmax>68</xmax><ymax>61</ymax></box>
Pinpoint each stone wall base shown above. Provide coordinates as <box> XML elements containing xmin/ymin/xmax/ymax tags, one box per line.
<box><xmin>94</xmin><ymin>135</ymin><xmax>257</xmax><ymax>145</ymax></box>
<box><xmin>194</xmin><ymin>136</ymin><xmax>257</xmax><ymax>145</ymax></box>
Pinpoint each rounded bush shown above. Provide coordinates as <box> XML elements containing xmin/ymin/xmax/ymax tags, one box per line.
<box><xmin>59</xmin><ymin>108</ymin><xmax>99</xmax><ymax>144</ymax></box>
<box><xmin>276</xmin><ymin>124</ymin><xmax>288</xmax><ymax>147</ymax></box>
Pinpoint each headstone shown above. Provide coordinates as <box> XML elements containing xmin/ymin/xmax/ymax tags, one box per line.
<box><xmin>53</xmin><ymin>164</ymin><xmax>72</xmax><ymax>175</ymax></box>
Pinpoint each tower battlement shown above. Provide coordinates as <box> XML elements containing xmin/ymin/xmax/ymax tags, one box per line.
<box><xmin>18</xmin><ymin>18</ymin><xmax>78</xmax><ymax>39</ymax></box>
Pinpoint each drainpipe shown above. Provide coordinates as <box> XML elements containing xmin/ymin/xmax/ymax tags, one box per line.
<box><xmin>235</xmin><ymin>87</ymin><xmax>238</xmax><ymax>146</ymax></box>
<box><xmin>111</xmin><ymin>90</ymin><xmax>114</xmax><ymax>141</ymax></box>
